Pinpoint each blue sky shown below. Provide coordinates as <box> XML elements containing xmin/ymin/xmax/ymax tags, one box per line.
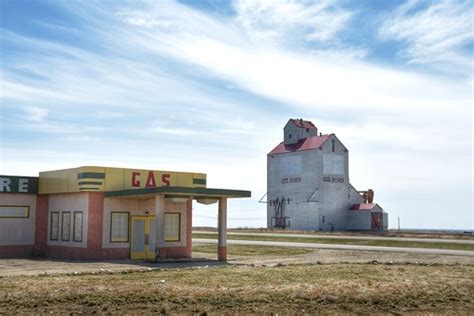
<box><xmin>1</xmin><ymin>0</ymin><xmax>472</xmax><ymax>229</ymax></box>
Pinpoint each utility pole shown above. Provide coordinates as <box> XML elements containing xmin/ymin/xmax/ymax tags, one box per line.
<box><xmin>398</xmin><ymin>217</ymin><xmax>400</xmax><ymax>231</ymax></box>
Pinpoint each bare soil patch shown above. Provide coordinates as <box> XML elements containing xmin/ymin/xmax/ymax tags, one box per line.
<box><xmin>1</xmin><ymin>243</ymin><xmax>473</xmax><ymax>278</ymax></box>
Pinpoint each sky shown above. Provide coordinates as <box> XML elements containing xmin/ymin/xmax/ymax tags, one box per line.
<box><xmin>0</xmin><ymin>0</ymin><xmax>473</xmax><ymax>230</ymax></box>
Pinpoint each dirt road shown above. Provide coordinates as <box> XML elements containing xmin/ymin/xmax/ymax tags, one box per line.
<box><xmin>194</xmin><ymin>238</ymin><xmax>474</xmax><ymax>256</ymax></box>
<box><xmin>195</xmin><ymin>230</ymin><xmax>474</xmax><ymax>244</ymax></box>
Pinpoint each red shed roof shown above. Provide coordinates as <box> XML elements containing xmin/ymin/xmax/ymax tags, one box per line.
<box><xmin>268</xmin><ymin>135</ymin><xmax>331</xmax><ymax>155</ymax></box>
<box><xmin>290</xmin><ymin>119</ymin><xmax>316</xmax><ymax>129</ymax></box>
<box><xmin>349</xmin><ymin>203</ymin><xmax>378</xmax><ymax>211</ymax></box>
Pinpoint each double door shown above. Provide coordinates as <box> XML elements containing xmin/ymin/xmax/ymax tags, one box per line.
<box><xmin>131</xmin><ymin>215</ymin><xmax>156</xmax><ymax>260</ymax></box>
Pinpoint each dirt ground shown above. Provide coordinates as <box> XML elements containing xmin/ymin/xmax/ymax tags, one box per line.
<box><xmin>0</xmin><ymin>253</ymin><xmax>214</xmax><ymax>277</ymax></box>
<box><xmin>1</xmin><ymin>246</ymin><xmax>472</xmax><ymax>277</ymax></box>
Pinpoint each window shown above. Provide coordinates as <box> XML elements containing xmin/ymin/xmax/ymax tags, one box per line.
<box><xmin>73</xmin><ymin>212</ymin><xmax>83</xmax><ymax>242</ymax></box>
<box><xmin>306</xmin><ymin>128</ymin><xmax>309</xmax><ymax>132</ymax></box>
<box><xmin>332</xmin><ymin>139</ymin><xmax>335</xmax><ymax>152</ymax></box>
<box><xmin>50</xmin><ymin>212</ymin><xmax>59</xmax><ymax>241</ymax></box>
<box><xmin>165</xmin><ymin>213</ymin><xmax>180</xmax><ymax>242</ymax></box>
<box><xmin>288</xmin><ymin>134</ymin><xmax>292</xmax><ymax>139</ymax></box>
<box><xmin>110</xmin><ymin>212</ymin><xmax>129</xmax><ymax>242</ymax></box>
<box><xmin>61</xmin><ymin>212</ymin><xmax>71</xmax><ymax>241</ymax></box>
<box><xmin>0</xmin><ymin>205</ymin><xmax>29</xmax><ymax>218</ymax></box>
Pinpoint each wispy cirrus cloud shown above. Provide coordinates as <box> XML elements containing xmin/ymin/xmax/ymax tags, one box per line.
<box><xmin>231</xmin><ymin>0</ymin><xmax>368</xmax><ymax>58</ymax></box>
<box><xmin>23</xmin><ymin>106</ymin><xmax>48</xmax><ymax>122</ymax></box>
<box><xmin>233</xmin><ymin>0</ymin><xmax>352</xmax><ymax>42</ymax></box>
<box><xmin>379</xmin><ymin>0</ymin><xmax>473</xmax><ymax>72</ymax></box>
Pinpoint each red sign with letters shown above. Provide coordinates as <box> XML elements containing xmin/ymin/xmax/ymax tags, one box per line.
<box><xmin>131</xmin><ymin>171</ymin><xmax>170</xmax><ymax>188</ymax></box>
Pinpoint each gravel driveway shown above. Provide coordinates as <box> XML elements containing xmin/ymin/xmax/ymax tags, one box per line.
<box><xmin>1</xmin><ymin>246</ymin><xmax>472</xmax><ymax>277</ymax></box>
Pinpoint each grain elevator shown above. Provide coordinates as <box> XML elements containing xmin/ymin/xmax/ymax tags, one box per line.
<box><xmin>267</xmin><ymin>119</ymin><xmax>388</xmax><ymax>231</ymax></box>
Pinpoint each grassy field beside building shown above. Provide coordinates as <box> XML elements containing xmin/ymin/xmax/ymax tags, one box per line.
<box><xmin>1</xmin><ymin>263</ymin><xmax>472</xmax><ymax>314</ymax></box>
<box><xmin>192</xmin><ymin>244</ymin><xmax>313</xmax><ymax>256</ymax></box>
<box><xmin>193</xmin><ymin>232</ymin><xmax>474</xmax><ymax>251</ymax></box>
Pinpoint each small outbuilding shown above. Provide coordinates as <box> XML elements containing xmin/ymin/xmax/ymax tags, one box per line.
<box><xmin>348</xmin><ymin>203</ymin><xmax>388</xmax><ymax>231</ymax></box>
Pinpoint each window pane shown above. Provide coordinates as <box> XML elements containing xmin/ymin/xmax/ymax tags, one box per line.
<box><xmin>111</xmin><ymin>212</ymin><xmax>129</xmax><ymax>242</ymax></box>
<box><xmin>73</xmin><ymin>212</ymin><xmax>83</xmax><ymax>242</ymax></box>
<box><xmin>50</xmin><ymin>212</ymin><xmax>59</xmax><ymax>240</ymax></box>
<box><xmin>61</xmin><ymin>212</ymin><xmax>71</xmax><ymax>241</ymax></box>
<box><xmin>165</xmin><ymin>213</ymin><xmax>180</xmax><ymax>242</ymax></box>
<box><xmin>0</xmin><ymin>206</ymin><xmax>29</xmax><ymax>218</ymax></box>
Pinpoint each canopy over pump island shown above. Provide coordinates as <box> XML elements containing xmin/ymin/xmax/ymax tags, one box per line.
<box><xmin>0</xmin><ymin>167</ymin><xmax>250</xmax><ymax>261</ymax></box>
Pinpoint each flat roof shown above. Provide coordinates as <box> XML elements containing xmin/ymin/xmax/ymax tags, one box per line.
<box><xmin>38</xmin><ymin>166</ymin><xmax>207</xmax><ymax>194</ymax></box>
<box><xmin>104</xmin><ymin>186</ymin><xmax>251</xmax><ymax>199</ymax></box>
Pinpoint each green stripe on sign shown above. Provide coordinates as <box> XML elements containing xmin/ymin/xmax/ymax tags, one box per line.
<box><xmin>78</xmin><ymin>181</ymin><xmax>103</xmax><ymax>185</ymax></box>
<box><xmin>193</xmin><ymin>178</ymin><xmax>206</xmax><ymax>185</ymax></box>
<box><xmin>78</xmin><ymin>187</ymin><xmax>100</xmax><ymax>191</ymax></box>
<box><xmin>77</xmin><ymin>172</ymin><xmax>105</xmax><ymax>180</ymax></box>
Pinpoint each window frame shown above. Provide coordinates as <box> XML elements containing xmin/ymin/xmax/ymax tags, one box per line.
<box><xmin>73</xmin><ymin>211</ymin><xmax>83</xmax><ymax>242</ymax></box>
<box><xmin>0</xmin><ymin>205</ymin><xmax>30</xmax><ymax>218</ymax></box>
<box><xmin>164</xmin><ymin>212</ymin><xmax>181</xmax><ymax>242</ymax></box>
<box><xmin>110</xmin><ymin>212</ymin><xmax>130</xmax><ymax>243</ymax></box>
<box><xmin>50</xmin><ymin>211</ymin><xmax>59</xmax><ymax>241</ymax></box>
<box><xmin>61</xmin><ymin>212</ymin><xmax>71</xmax><ymax>241</ymax></box>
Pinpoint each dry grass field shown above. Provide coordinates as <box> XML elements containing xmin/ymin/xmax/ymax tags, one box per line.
<box><xmin>1</xmin><ymin>262</ymin><xmax>473</xmax><ymax>314</ymax></box>
<box><xmin>1</xmin><ymin>243</ymin><xmax>473</xmax><ymax>314</ymax></box>
<box><xmin>193</xmin><ymin>244</ymin><xmax>313</xmax><ymax>256</ymax></box>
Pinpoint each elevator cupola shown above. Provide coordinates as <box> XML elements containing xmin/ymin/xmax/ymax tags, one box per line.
<box><xmin>283</xmin><ymin>118</ymin><xmax>318</xmax><ymax>145</ymax></box>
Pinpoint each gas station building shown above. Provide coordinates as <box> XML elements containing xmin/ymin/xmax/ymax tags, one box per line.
<box><xmin>0</xmin><ymin>166</ymin><xmax>250</xmax><ymax>261</ymax></box>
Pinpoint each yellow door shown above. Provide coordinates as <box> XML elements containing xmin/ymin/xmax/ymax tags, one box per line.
<box><xmin>131</xmin><ymin>216</ymin><xmax>156</xmax><ymax>260</ymax></box>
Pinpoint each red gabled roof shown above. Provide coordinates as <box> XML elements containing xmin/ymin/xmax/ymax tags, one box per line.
<box><xmin>268</xmin><ymin>135</ymin><xmax>331</xmax><ymax>155</ymax></box>
<box><xmin>290</xmin><ymin>119</ymin><xmax>316</xmax><ymax>129</ymax></box>
<box><xmin>349</xmin><ymin>203</ymin><xmax>378</xmax><ymax>211</ymax></box>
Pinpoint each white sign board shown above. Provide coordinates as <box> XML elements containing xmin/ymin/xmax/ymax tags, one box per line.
<box><xmin>323</xmin><ymin>154</ymin><xmax>344</xmax><ymax>175</ymax></box>
<box><xmin>280</xmin><ymin>155</ymin><xmax>302</xmax><ymax>176</ymax></box>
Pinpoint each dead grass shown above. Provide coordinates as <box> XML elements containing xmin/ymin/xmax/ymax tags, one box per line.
<box><xmin>193</xmin><ymin>232</ymin><xmax>474</xmax><ymax>251</ymax></box>
<box><xmin>1</xmin><ymin>263</ymin><xmax>473</xmax><ymax>314</ymax></box>
<box><xmin>193</xmin><ymin>244</ymin><xmax>313</xmax><ymax>256</ymax></box>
